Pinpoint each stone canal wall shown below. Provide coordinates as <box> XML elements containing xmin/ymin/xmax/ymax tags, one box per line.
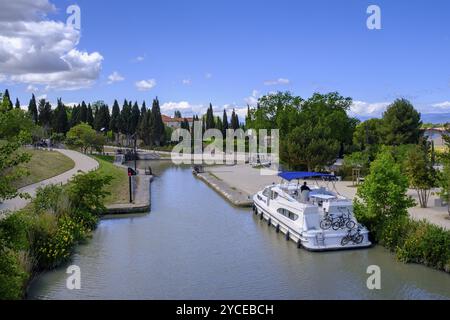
<box><xmin>194</xmin><ymin>171</ymin><xmax>253</xmax><ymax>207</ymax></box>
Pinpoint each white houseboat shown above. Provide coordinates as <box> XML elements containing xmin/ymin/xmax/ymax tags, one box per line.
<box><xmin>253</xmin><ymin>172</ymin><xmax>371</xmax><ymax>251</ymax></box>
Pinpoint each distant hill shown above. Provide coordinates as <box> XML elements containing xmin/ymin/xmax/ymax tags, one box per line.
<box><xmin>421</xmin><ymin>113</ymin><xmax>450</xmax><ymax>125</ymax></box>
<box><xmin>355</xmin><ymin>113</ymin><xmax>450</xmax><ymax>125</ymax></box>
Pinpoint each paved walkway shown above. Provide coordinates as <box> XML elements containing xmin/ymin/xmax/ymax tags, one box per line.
<box><xmin>207</xmin><ymin>164</ymin><xmax>450</xmax><ymax>230</ymax></box>
<box><xmin>0</xmin><ymin>149</ymin><xmax>99</xmax><ymax>215</ymax></box>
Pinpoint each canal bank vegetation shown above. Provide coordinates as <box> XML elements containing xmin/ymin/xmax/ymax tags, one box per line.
<box><xmin>91</xmin><ymin>155</ymin><xmax>129</xmax><ymax>205</ymax></box>
<box><xmin>354</xmin><ymin>149</ymin><xmax>450</xmax><ymax>273</ymax></box>
<box><xmin>0</xmin><ymin>171</ymin><xmax>112</xmax><ymax>300</ymax></box>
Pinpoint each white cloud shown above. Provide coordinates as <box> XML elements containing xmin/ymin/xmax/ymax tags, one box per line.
<box><xmin>349</xmin><ymin>101</ymin><xmax>390</xmax><ymax>117</ymax></box>
<box><xmin>244</xmin><ymin>90</ymin><xmax>260</xmax><ymax>106</ymax></box>
<box><xmin>26</xmin><ymin>84</ymin><xmax>39</xmax><ymax>92</ymax></box>
<box><xmin>135</xmin><ymin>79</ymin><xmax>156</xmax><ymax>91</ymax></box>
<box><xmin>107</xmin><ymin>71</ymin><xmax>124</xmax><ymax>84</ymax></box>
<box><xmin>264</xmin><ymin>78</ymin><xmax>290</xmax><ymax>86</ymax></box>
<box><xmin>432</xmin><ymin>101</ymin><xmax>450</xmax><ymax>109</ymax></box>
<box><xmin>134</xmin><ymin>56</ymin><xmax>145</xmax><ymax>63</ymax></box>
<box><xmin>0</xmin><ymin>0</ymin><xmax>103</xmax><ymax>90</ymax></box>
<box><xmin>182</xmin><ymin>79</ymin><xmax>191</xmax><ymax>85</ymax></box>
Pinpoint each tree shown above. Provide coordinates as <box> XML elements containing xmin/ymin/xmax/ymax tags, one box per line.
<box><xmin>222</xmin><ymin>109</ymin><xmax>229</xmax><ymax>137</ymax></box>
<box><xmin>138</xmin><ymin>110</ymin><xmax>154</xmax><ymax>146</ymax></box>
<box><xmin>38</xmin><ymin>100</ymin><xmax>52</xmax><ymax>131</ymax></box>
<box><xmin>174</xmin><ymin>110</ymin><xmax>182</xmax><ymax>118</ymax></box>
<box><xmin>86</xmin><ymin>104</ymin><xmax>94</xmax><ymax>127</ymax></box>
<box><xmin>439</xmin><ymin>158</ymin><xmax>450</xmax><ymax>215</ymax></box>
<box><xmin>27</xmin><ymin>94</ymin><xmax>38</xmax><ymax>124</ymax></box>
<box><xmin>205</xmin><ymin>104</ymin><xmax>215</xmax><ymax>130</ymax></box>
<box><xmin>52</xmin><ymin>99</ymin><xmax>69</xmax><ymax>134</ymax></box>
<box><xmin>230</xmin><ymin>109</ymin><xmax>239</xmax><ymax>130</ymax></box>
<box><xmin>66</xmin><ymin>123</ymin><xmax>105</xmax><ymax>154</ymax></box>
<box><xmin>405</xmin><ymin>144</ymin><xmax>437</xmax><ymax>208</ymax></box>
<box><xmin>354</xmin><ymin>149</ymin><xmax>415</xmax><ymax>235</ymax></box>
<box><xmin>0</xmin><ymin>109</ymin><xmax>34</xmax><ymax>141</ymax></box>
<box><xmin>382</xmin><ymin>99</ymin><xmax>422</xmax><ymax>146</ymax></box>
<box><xmin>353</xmin><ymin>118</ymin><xmax>383</xmax><ymax>151</ymax></box>
<box><xmin>151</xmin><ymin>98</ymin><xmax>165</xmax><ymax>146</ymax></box>
<box><xmin>14</xmin><ymin>98</ymin><xmax>20</xmax><ymax>109</ymax></box>
<box><xmin>0</xmin><ymin>135</ymin><xmax>32</xmax><ymax>202</ymax></box>
<box><xmin>79</xmin><ymin>101</ymin><xmax>88</xmax><ymax>123</ymax></box>
<box><xmin>110</xmin><ymin>100</ymin><xmax>121</xmax><ymax>141</ymax></box>
<box><xmin>130</xmin><ymin>101</ymin><xmax>141</xmax><ymax>135</ymax></box>
<box><xmin>120</xmin><ymin>99</ymin><xmax>132</xmax><ymax>135</ymax></box>
<box><xmin>1</xmin><ymin>89</ymin><xmax>13</xmax><ymax>112</ymax></box>
<box><xmin>93</xmin><ymin>101</ymin><xmax>110</xmax><ymax>132</ymax></box>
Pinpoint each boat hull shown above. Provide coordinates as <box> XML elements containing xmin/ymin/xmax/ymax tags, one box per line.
<box><xmin>253</xmin><ymin>199</ymin><xmax>372</xmax><ymax>252</ymax></box>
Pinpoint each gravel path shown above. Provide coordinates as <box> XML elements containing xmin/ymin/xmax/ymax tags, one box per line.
<box><xmin>0</xmin><ymin>149</ymin><xmax>99</xmax><ymax>215</ymax></box>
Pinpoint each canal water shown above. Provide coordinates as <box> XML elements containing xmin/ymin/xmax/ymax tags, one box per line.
<box><xmin>28</xmin><ymin>162</ymin><xmax>450</xmax><ymax>300</ymax></box>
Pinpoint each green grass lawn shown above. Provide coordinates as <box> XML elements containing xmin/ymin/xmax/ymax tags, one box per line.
<box><xmin>91</xmin><ymin>155</ymin><xmax>129</xmax><ymax>205</ymax></box>
<box><xmin>14</xmin><ymin>149</ymin><xmax>75</xmax><ymax>188</ymax></box>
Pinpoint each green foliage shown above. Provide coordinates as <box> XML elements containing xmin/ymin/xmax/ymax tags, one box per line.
<box><xmin>0</xmin><ymin>140</ymin><xmax>32</xmax><ymax>201</ymax></box>
<box><xmin>0</xmin><ymin>108</ymin><xmax>35</xmax><ymax>141</ymax></box>
<box><xmin>68</xmin><ymin>171</ymin><xmax>113</xmax><ymax>216</ymax></box>
<box><xmin>66</xmin><ymin>123</ymin><xmax>105</xmax><ymax>153</ymax></box>
<box><xmin>405</xmin><ymin>144</ymin><xmax>438</xmax><ymax>208</ymax></box>
<box><xmin>354</xmin><ymin>149</ymin><xmax>415</xmax><ymax>235</ymax></box>
<box><xmin>381</xmin><ymin>98</ymin><xmax>422</xmax><ymax>146</ymax></box>
<box><xmin>0</xmin><ymin>245</ymin><xmax>28</xmax><ymax>300</ymax></box>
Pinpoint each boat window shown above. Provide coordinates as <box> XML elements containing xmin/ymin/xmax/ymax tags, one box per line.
<box><xmin>262</xmin><ymin>188</ymin><xmax>271</xmax><ymax>197</ymax></box>
<box><xmin>271</xmin><ymin>192</ymin><xmax>279</xmax><ymax>200</ymax></box>
<box><xmin>257</xmin><ymin>195</ymin><xmax>263</xmax><ymax>201</ymax></box>
<box><xmin>277</xmin><ymin>208</ymin><xmax>299</xmax><ymax>221</ymax></box>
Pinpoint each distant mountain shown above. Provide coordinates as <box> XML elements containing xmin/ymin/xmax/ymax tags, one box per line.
<box><xmin>354</xmin><ymin>113</ymin><xmax>450</xmax><ymax>125</ymax></box>
<box><xmin>421</xmin><ymin>113</ymin><xmax>450</xmax><ymax>125</ymax></box>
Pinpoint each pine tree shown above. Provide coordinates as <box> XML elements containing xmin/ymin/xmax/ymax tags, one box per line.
<box><xmin>139</xmin><ymin>109</ymin><xmax>154</xmax><ymax>146</ymax></box>
<box><xmin>93</xmin><ymin>102</ymin><xmax>111</xmax><ymax>132</ymax></box>
<box><xmin>28</xmin><ymin>94</ymin><xmax>38</xmax><ymax>124</ymax></box>
<box><xmin>231</xmin><ymin>109</ymin><xmax>239</xmax><ymax>130</ymax></box>
<box><xmin>70</xmin><ymin>104</ymin><xmax>80</xmax><ymax>128</ymax></box>
<box><xmin>15</xmin><ymin>98</ymin><xmax>20</xmax><ymax>109</ymax></box>
<box><xmin>174</xmin><ymin>110</ymin><xmax>182</xmax><ymax>118</ymax></box>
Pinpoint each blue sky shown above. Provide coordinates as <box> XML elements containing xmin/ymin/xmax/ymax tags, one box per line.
<box><xmin>1</xmin><ymin>0</ymin><xmax>449</xmax><ymax>119</ymax></box>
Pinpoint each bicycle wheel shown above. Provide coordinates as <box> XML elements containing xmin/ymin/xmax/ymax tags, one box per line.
<box><xmin>341</xmin><ymin>236</ymin><xmax>350</xmax><ymax>246</ymax></box>
<box><xmin>320</xmin><ymin>219</ymin><xmax>332</xmax><ymax>230</ymax></box>
<box><xmin>354</xmin><ymin>234</ymin><xmax>364</xmax><ymax>244</ymax></box>
<box><xmin>346</xmin><ymin>220</ymin><xmax>356</xmax><ymax>230</ymax></box>
<box><xmin>332</xmin><ymin>221</ymin><xmax>341</xmax><ymax>231</ymax></box>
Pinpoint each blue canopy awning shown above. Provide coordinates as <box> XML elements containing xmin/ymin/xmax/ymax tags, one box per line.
<box><xmin>278</xmin><ymin>171</ymin><xmax>335</xmax><ymax>181</ymax></box>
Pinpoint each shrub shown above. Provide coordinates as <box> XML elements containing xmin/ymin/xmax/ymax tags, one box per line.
<box><xmin>35</xmin><ymin>216</ymin><xmax>84</xmax><ymax>269</ymax></box>
<box><xmin>0</xmin><ymin>244</ymin><xmax>28</xmax><ymax>300</ymax></box>
<box><xmin>0</xmin><ymin>211</ymin><xmax>31</xmax><ymax>251</ymax></box>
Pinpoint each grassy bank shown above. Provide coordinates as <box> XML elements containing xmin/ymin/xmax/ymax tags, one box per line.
<box><xmin>13</xmin><ymin>149</ymin><xmax>75</xmax><ymax>188</ymax></box>
<box><xmin>0</xmin><ymin>171</ymin><xmax>112</xmax><ymax>299</ymax></box>
<box><xmin>91</xmin><ymin>155</ymin><xmax>129</xmax><ymax>205</ymax></box>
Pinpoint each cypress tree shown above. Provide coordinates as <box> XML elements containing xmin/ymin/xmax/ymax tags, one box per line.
<box><xmin>120</xmin><ymin>99</ymin><xmax>132</xmax><ymax>135</ymax></box>
<box><xmin>130</xmin><ymin>101</ymin><xmax>141</xmax><ymax>135</ymax></box>
<box><xmin>38</xmin><ymin>100</ymin><xmax>53</xmax><ymax>130</ymax></box>
<box><xmin>53</xmin><ymin>99</ymin><xmax>69</xmax><ymax>134</ymax></box>
<box><xmin>1</xmin><ymin>89</ymin><xmax>13</xmax><ymax>111</ymax></box>
<box><xmin>206</xmin><ymin>103</ymin><xmax>215</xmax><ymax>130</ymax></box>
<box><xmin>28</xmin><ymin>94</ymin><xmax>38</xmax><ymax>123</ymax></box>
<box><xmin>151</xmin><ymin>97</ymin><xmax>164</xmax><ymax>146</ymax></box>
<box><xmin>222</xmin><ymin>109</ymin><xmax>229</xmax><ymax>136</ymax></box>
<box><xmin>110</xmin><ymin>100</ymin><xmax>121</xmax><ymax>134</ymax></box>
<box><xmin>79</xmin><ymin>101</ymin><xmax>88</xmax><ymax>123</ymax></box>
<box><xmin>87</xmin><ymin>104</ymin><xmax>94</xmax><ymax>127</ymax></box>
<box><xmin>15</xmin><ymin>98</ymin><xmax>20</xmax><ymax>109</ymax></box>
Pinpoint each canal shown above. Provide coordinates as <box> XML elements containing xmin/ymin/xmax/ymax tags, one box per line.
<box><xmin>28</xmin><ymin>162</ymin><xmax>450</xmax><ymax>300</ymax></box>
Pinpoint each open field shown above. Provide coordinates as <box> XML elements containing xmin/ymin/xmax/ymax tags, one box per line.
<box><xmin>13</xmin><ymin>149</ymin><xmax>75</xmax><ymax>189</ymax></box>
<box><xmin>91</xmin><ymin>155</ymin><xmax>129</xmax><ymax>205</ymax></box>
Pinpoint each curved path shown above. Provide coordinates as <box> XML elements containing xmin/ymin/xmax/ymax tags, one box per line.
<box><xmin>0</xmin><ymin>149</ymin><xmax>99</xmax><ymax>215</ymax></box>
